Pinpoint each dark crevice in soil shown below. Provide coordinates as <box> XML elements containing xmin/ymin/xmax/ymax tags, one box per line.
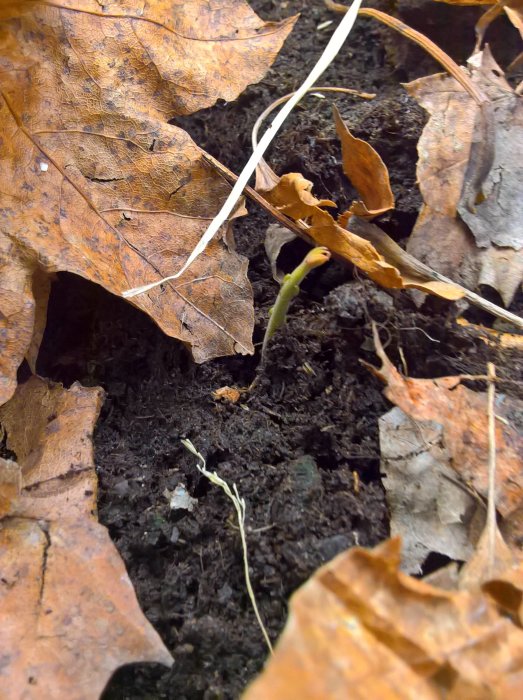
<box><xmin>34</xmin><ymin>2</ymin><xmax>522</xmax><ymax>698</ymax></box>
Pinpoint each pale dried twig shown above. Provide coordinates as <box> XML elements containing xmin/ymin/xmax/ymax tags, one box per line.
<box><xmin>486</xmin><ymin>362</ymin><xmax>497</xmax><ymax>578</ymax></box>
<box><xmin>181</xmin><ymin>439</ymin><xmax>274</xmax><ymax>654</ymax></box>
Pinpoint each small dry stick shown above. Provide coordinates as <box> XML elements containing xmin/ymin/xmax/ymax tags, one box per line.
<box><xmin>486</xmin><ymin>362</ymin><xmax>497</xmax><ymax>578</ymax></box>
<box><xmin>206</xmin><ymin>147</ymin><xmax>523</xmax><ymax>332</ymax></box>
<box><xmin>181</xmin><ymin>439</ymin><xmax>273</xmax><ymax>654</ymax></box>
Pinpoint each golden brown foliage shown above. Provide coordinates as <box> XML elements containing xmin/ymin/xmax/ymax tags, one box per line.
<box><xmin>0</xmin><ymin>1</ymin><xmax>296</xmax><ymax>404</ymax></box>
<box><xmin>245</xmin><ymin>538</ymin><xmax>523</xmax><ymax>700</ymax></box>
<box><xmin>0</xmin><ymin>377</ymin><xmax>173</xmax><ymax>699</ymax></box>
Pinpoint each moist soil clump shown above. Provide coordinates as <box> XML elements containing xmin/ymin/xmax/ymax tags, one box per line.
<box><xmin>36</xmin><ymin>2</ymin><xmax>522</xmax><ymax>698</ymax></box>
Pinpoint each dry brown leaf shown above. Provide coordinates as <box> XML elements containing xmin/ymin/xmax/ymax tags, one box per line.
<box><xmin>365</xmin><ymin>327</ymin><xmax>523</xmax><ymax>534</ymax></box>
<box><xmin>347</xmin><ymin>216</ymin><xmax>465</xmax><ymax>300</ymax></box>
<box><xmin>483</xmin><ymin>557</ymin><xmax>523</xmax><ymax>624</ymax></box>
<box><xmin>333</xmin><ymin>104</ymin><xmax>394</xmax><ymax>218</ymax></box>
<box><xmin>0</xmin><ymin>458</ymin><xmax>20</xmax><ymax>518</ymax></box>
<box><xmin>260</xmin><ymin>174</ymin><xmax>465</xmax><ymax>300</ymax></box>
<box><xmin>406</xmin><ymin>47</ymin><xmax>523</xmax><ymax>306</ymax></box>
<box><xmin>505</xmin><ymin>1</ymin><xmax>523</xmax><ymax>37</ymax></box>
<box><xmin>0</xmin><ymin>377</ymin><xmax>173</xmax><ymax>698</ymax></box>
<box><xmin>0</xmin><ymin>0</ymin><xmax>38</xmax><ymax>19</ymax></box>
<box><xmin>0</xmin><ymin>2</ymin><xmax>297</xmax><ymax>405</ymax></box>
<box><xmin>459</xmin><ymin>524</ymin><xmax>516</xmax><ymax>590</ymax></box>
<box><xmin>260</xmin><ymin>172</ymin><xmax>337</xmax><ymax>218</ymax></box>
<box><xmin>244</xmin><ymin>537</ymin><xmax>523</xmax><ymax>700</ymax></box>
<box><xmin>212</xmin><ymin>385</ymin><xmax>242</xmax><ymax>403</ymax></box>
<box><xmin>26</xmin><ymin>268</ymin><xmax>53</xmax><ymax>374</ymax></box>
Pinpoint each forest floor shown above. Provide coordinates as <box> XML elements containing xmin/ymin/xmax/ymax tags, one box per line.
<box><xmin>36</xmin><ymin>1</ymin><xmax>522</xmax><ymax>698</ymax></box>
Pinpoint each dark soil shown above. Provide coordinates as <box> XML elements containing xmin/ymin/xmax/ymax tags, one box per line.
<box><xmin>35</xmin><ymin>2</ymin><xmax>522</xmax><ymax>699</ymax></box>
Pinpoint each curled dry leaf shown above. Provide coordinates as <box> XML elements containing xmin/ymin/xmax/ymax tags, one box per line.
<box><xmin>244</xmin><ymin>538</ymin><xmax>523</xmax><ymax>700</ymax></box>
<box><xmin>260</xmin><ymin>173</ymin><xmax>464</xmax><ymax>299</ymax></box>
<box><xmin>264</xmin><ymin>224</ymin><xmax>298</xmax><ymax>282</ymax></box>
<box><xmin>333</xmin><ymin>104</ymin><xmax>394</xmax><ymax>218</ymax></box>
<box><xmin>365</xmin><ymin>326</ymin><xmax>523</xmax><ymax>542</ymax></box>
<box><xmin>0</xmin><ymin>1</ymin><xmax>297</xmax><ymax>405</ymax></box>
<box><xmin>459</xmin><ymin>523</ymin><xmax>516</xmax><ymax>590</ymax></box>
<box><xmin>0</xmin><ymin>377</ymin><xmax>172</xmax><ymax>698</ymax></box>
<box><xmin>505</xmin><ymin>1</ymin><xmax>523</xmax><ymax>38</ymax></box>
<box><xmin>406</xmin><ymin>48</ymin><xmax>523</xmax><ymax>306</ymax></box>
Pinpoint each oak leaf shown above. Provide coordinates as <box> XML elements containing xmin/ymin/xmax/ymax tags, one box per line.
<box><xmin>0</xmin><ymin>0</ymin><xmax>296</xmax><ymax>404</ymax></box>
<box><xmin>0</xmin><ymin>376</ymin><xmax>173</xmax><ymax>699</ymax></box>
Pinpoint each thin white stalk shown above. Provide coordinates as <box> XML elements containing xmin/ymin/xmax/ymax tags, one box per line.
<box><xmin>123</xmin><ymin>0</ymin><xmax>363</xmax><ymax>298</ymax></box>
<box><xmin>181</xmin><ymin>439</ymin><xmax>274</xmax><ymax>655</ymax></box>
<box><xmin>486</xmin><ymin>362</ymin><xmax>497</xmax><ymax>578</ymax></box>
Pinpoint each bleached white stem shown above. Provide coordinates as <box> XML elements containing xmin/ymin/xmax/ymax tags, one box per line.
<box><xmin>181</xmin><ymin>439</ymin><xmax>274</xmax><ymax>654</ymax></box>
<box><xmin>123</xmin><ymin>0</ymin><xmax>364</xmax><ymax>298</ymax></box>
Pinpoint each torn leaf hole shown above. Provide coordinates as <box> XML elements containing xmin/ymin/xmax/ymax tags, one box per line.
<box><xmin>85</xmin><ymin>176</ymin><xmax>125</xmax><ymax>183</ymax></box>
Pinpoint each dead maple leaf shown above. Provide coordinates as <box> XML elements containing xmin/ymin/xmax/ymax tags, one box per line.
<box><xmin>260</xmin><ymin>173</ymin><xmax>464</xmax><ymax>299</ymax></box>
<box><xmin>364</xmin><ymin>326</ymin><xmax>523</xmax><ymax>543</ymax></box>
<box><xmin>405</xmin><ymin>47</ymin><xmax>523</xmax><ymax>306</ymax></box>
<box><xmin>0</xmin><ymin>1</ymin><xmax>297</xmax><ymax>405</ymax></box>
<box><xmin>333</xmin><ymin>104</ymin><xmax>394</xmax><ymax>218</ymax></box>
<box><xmin>0</xmin><ymin>377</ymin><xmax>173</xmax><ymax>698</ymax></box>
<box><xmin>244</xmin><ymin>537</ymin><xmax>523</xmax><ymax>700</ymax></box>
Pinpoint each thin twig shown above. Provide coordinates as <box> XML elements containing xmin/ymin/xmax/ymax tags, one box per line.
<box><xmin>181</xmin><ymin>439</ymin><xmax>273</xmax><ymax>654</ymax></box>
<box><xmin>208</xmin><ymin>154</ymin><xmax>523</xmax><ymax>330</ymax></box>
<box><xmin>251</xmin><ymin>85</ymin><xmax>375</xmax><ymax>150</ymax></box>
<box><xmin>486</xmin><ymin>362</ymin><xmax>497</xmax><ymax>578</ymax></box>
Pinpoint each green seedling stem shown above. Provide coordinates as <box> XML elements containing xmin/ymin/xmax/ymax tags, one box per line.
<box><xmin>261</xmin><ymin>246</ymin><xmax>331</xmax><ymax>361</ymax></box>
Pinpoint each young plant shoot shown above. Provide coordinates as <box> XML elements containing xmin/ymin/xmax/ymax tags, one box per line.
<box><xmin>261</xmin><ymin>246</ymin><xmax>331</xmax><ymax>360</ymax></box>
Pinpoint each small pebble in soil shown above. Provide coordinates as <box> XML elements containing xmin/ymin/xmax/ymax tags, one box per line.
<box><xmin>287</xmin><ymin>454</ymin><xmax>323</xmax><ymax>503</ymax></box>
<box><xmin>315</xmin><ymin>533</ymin><xmax>352</xmax><ymax>562</ymax></box>
<box><xmin>326</xmin><ymin>279</ymin><xmax>395</xmax><ymax>324</ymax></box>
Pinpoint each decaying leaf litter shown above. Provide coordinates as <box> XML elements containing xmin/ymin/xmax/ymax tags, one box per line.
<box><xmin>1</xmin><ymin>1</ymin><xmax>523</xmax><ymax>700</ymax></box>
<box><xmin>0</xmin><ymin>378</ymin><xmax>173</xmax><ymax>699</ymax></box>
